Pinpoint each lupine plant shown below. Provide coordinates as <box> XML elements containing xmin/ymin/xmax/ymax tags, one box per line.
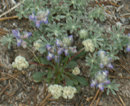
<box><xmin>0</xmin><ymin>0</ymin><xmax>129</xmax><ymax>100</ymax></box>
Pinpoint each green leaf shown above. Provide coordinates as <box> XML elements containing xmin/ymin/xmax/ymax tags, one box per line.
<box><xmin>65</xmin><ymin>61</ymin><xmax>77</xmax><ymax>69</ymax></box>
<box><xmin>72</xmin><ymin>49</ymin><xmax>86</xmax><ymax>60</ymax></box>
<box><xmin>64</xmin><ymin>75</ymin><xmax>74</xmax><ymax>86</ymax></box>
<box><xmin>0</xmin><ymin>34</ymin><xmax>15</xmax><ymax>49</ymax></box>
<box><xmin>75</xmin><ymin>85</ymin><xmax>81</xmax><ymax>93</ymax></box>
<box><xmin>66</xmin><ymin>73</ymin><xmax>78</xmax><ymax>85</ymax></box>
<box><xmin>32</xmin><ymin>72</ymin><xmax>47</xmax><ymax>83</ymax></box>
<box><xmin>40</xmin><ymin>57</ymin><xmax>52</xmax><ymax>65</ymax></box>
<box><xmin>47</xmin><ymin>69</ymin><xmax>54</xmax><ymax>79</ymax></box>
<box><xmin>105</xmin><ymin>80</ymin><xmax>120</xmax><ymax>95</ymax></box>
<box><xmin>75</xmin><ymin>76</ymin><xmax>88</xmax><ymax>86</ymax></box>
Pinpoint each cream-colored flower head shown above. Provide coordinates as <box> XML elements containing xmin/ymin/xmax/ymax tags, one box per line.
<box><xmin>79</xmin><ymin>29</ymin><xmax>88</xmax><ymax>38</ymax></box>
<box><xmin>33</xmin><ymin>39</ymin><xmax>42</xmax><ymax>50</ymax></box>
<box><xmin>12</xmin><ymin>55</ymin><xmax>29</xmax><ymax>70</ymax></box>
<box><xmin>62</xmin><ymin>86</ymin><xmax>77</xmax><ymax>99</ymax></box>
<box><xmin>72</xmin><ymin>66</ymin><xmax>80</xmax><ymax>75</ymax></box>
<box><xmin>82</xmin><ymin>39</ymin><xmax>95</xmax><ymax>52</ymax></box>
<box><xmin>62</xmin><ymin>35</ymin><xmax>73</xmax><ymax>46</ymax></box>
<box><xmin>48</xmin><ymin>84</ymin><xmax>63</xmax><ymax>99</ymax></box>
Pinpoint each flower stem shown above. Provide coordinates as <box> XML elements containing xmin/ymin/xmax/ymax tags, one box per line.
<box><xmin>67</xmin><ymin>48</ymin><xmax>85</xmax><ymax>64</ymax></box>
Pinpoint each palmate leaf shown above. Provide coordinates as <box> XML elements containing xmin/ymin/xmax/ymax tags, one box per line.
<box><xmin>105</xmin><ymin>80</ymin><xmax>120</xmax><ymax>95</ymax></box>
<box><xmin>0</xmin><ymin>34</ymin><xmax>15</xmax><ymax>49</ymax></box>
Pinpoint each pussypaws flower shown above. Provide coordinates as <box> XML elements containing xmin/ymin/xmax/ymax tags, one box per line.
<box><xmin>62</xmin><ymin>35</ymin><xmax>73</xmax><ymax>46</ymax></box>
<box><xmin>12</xmin><ymin>55</ymin><xmax>29</xmax><ymax>70</ymax></box>
<box><xmin>33</xmin><ymin>39</ymin><xmax>42</xmax><ymax>50</ymax></box>
<box><xmin>72</xmin><ymin>66</ymin><xmax>80</xmax><ymax>75</ymax></box>
<box><xmin>82</xmin><ymin>39</ymin><xmax>95</xmax><ymax>52</ymax></box>
<box><xmin>79</xmin><ymin>29</ymin><xmax>88</xmax><ymax>38</ymax></box>
<box><xmin>48</xmin><ymin>84</ymin><xmax>63</xmax><ymax>99</ymax></box>
<box><xmin>62</xmin><ymin>86</ymin><xmax>77</xmax><ymax>99</ymax></box>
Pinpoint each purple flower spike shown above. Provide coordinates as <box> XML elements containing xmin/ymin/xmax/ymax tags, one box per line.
<box><xmin>56</xmin><ymin>39</ymin><xmax>63</xmax><ymax>47</ymax></box>
<box><xmin>98</xmin><ymin>50</ymin><xmax>106</xmax><ymax>57</ymax></box>
<box><xmin>103</xmin><ymin>70</ymin><xmax>108</xmax><ymax>76</ymax></box>
<box><xmin>41</xmin><ymin>10</ymin><xmax>50</xmax><ymax>24</ymax></box>
<box><xmin>47</xmin><ymin>52</ymin><xmax>54</xmax><ymax>60</ymax></box>
<box><xmin>44</xmin><ymin>19</ymin><xmax>48</xmax><ymax>24</ymax></box>
<box><xmin>35</xmin><ymin>20</ymin><xmax>43</xmax><ymax>28</ymax></box>
<box><xmin>69</xmin><ymin>46</ymin><xmax>77</xmax><ymax>53</ymax></box>
<box><xmin>54</xmin><ymin>55</ymin><xmax>60</xmax><ymax>62</ymax></box>
<box><xmin>16</xmin><ymin>39</ymin><xmax>22</xmax><ymax>46</ymax></box>
<box><xmin>100</xmin><ymin>63</ymin><xmax>104</xmax><ymax>68</ymax></box>
<box><xmin>23</xmin><ymin>32</ymin><xmax>32</xmax><ymax>38</ymax></box>
<box><xmin>91</xmin><ymin>80</ymin><xmax>97</xmax><ymax>87</ymax></box>
<box><xmin>68</xmin><ymin>35</ymin><xmax>73</xmax><ymax>42</ymax></box>
<box><xmin>128</xmin><ymin>33</ymin><xmax>130</xmax><ymax>37</ymax></box>
<box><xmin>64</xmin><ymin>48</ymin><xmax>69</xmax><ymax>56</ymax></box>
<box><xmin>104</xmin><ymin>79</ymin><xmax>111</xmax><ymax>84</ymax></box>
<box><xmin>29</xmin><ymin>12</ymin><xmax>36</xmax><ymax>20</ymax></box>
<box><xmin>57</xmin><ymin>48</ymin><xmax>63</xmax><ymax>55</ymax></box>
<box><xmin>126</xmin><ymin>44</ymin><xmax>130</xmax><ymax>52</ymax></box>
<box><xmin>97</xmin><ymin>83</ymin><xmax>104</xmax><ymax>91</ymax></box>
<box><xmin>21</xmin><ymin>41</ymin><xmax>27</xmax><ymax>48</ymax></box>
<box><xmin>107</xmin><ymin>63</ymin><xmax>113</xmax><ymax>69</ymax></box>
<box><xmin>12</xmin><ymin>30</ymin><xmax>21</xmax><ymax>38</ymax></box>
<box><xmin>41</xmin><ymin>17</ymin><xmax>48</xmax><ymax>24</ymax></box>
<box><xmin>46</xmin><ymin>44</ymin><xmax>52</xmax><ymax>51</ymax></box>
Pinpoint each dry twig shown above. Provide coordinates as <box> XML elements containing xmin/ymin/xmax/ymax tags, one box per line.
<box><xmin>0</xmin><ymin>0</ymin><xmax>25</xmax><ymax>18</ymax></box>
<box><xmin>40</xmin><ymin>93</ymin><xmax>52</xmax><ymax>106</ymax></box>
<box><xmin>96</xmin><ymin>91</ymin><xmax>103</xmax><ymax>106</ymax></box>
<box><xmin>0</xmin><ymin>82</ymin><xmax>10</xmax><ymax>96</ymax></box>
<box><xmin>89</xmin><ymin>89</ymin><xmax>100</xmax><ymax>106</ymax></box>
<box><xmin>118</xmin><ymin>95</ymin><xmax>126</xmax><ymax>106</ymax></box>
<box><xmin>0</xmin><ymin>16</ymin><xmax>18</xmax><ymax>21</ymax></box>
<box><xmin>115</xmin><ymin>98</ymin><xmax>123</xmax><ymax>106</ymax></box>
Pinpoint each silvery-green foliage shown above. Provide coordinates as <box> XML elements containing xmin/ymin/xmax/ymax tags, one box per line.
<box><xmin>46</xmin><ymin>22</ymin><xmax>66</xmax><ymax>37</ymax></box>
<box><xmin>86</xmin><ymin>20</ymin><xmax>99</xmax><ymax>35</ymax></box>
<box><xmin>15</xmin><ymin>5</ymin><xmax>30</xmax><ymax>19</ymax></box>
<box><xmin>0</xmin><ymin>34</ymin><xmax>15</xmax><ymax>49</ymax></box>
<box><xmin>106</xmin><ymin>46</ymin><xmax>120</xmax><ymax>60</ymax></box>
<box><xmin>65</xmin><ymin>16</ymin><xmax>81</xmax><ymax>33</ymax></box>
<box><xmin>16</xmin><ymin>0</ymin><xmax>47</xmax><ymax>19</ymax></box>
<box><xmin>87</xmin><ymin>5</ymin><xmax>106</xmax><ymax>21</ymax></box>
<box><xmin>13</xmin><ymin>0</ymin><xmax>127</xmax><ymax>95</ymax></box>
<box><xmin>105</xmin><ymin>80</ymin><xmax>120</xmax><ymax>95</ymax></box>
<box><xmin>109</xmin><ymin>25</ymin><xmax>128</xmax><ymax>50</ymax></box>
<box><xmin>86</xmin><ymin>52</ymin><xmax>98</xmax><ymax>68</ymax></box>
<box><xmin>91</xmin><ymin>33</ymin><xmax>104</xmax><ymax>48</ymax></box>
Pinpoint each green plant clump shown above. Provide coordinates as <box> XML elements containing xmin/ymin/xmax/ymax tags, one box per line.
<box><xmin>1</xmin><ymin>0</ymin><xmax>129</xmax><ymax>100</ymax></box>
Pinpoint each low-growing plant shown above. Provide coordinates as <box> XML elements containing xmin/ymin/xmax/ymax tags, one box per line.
<box><xmin>1</xmin><ymin>0</ymin><xmax>130</xmax><ymax>100</ymax></box>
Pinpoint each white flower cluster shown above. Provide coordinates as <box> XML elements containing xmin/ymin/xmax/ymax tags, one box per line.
<box><xmin>12</xmin><ymin>55</ymin><xmax>29</xmax><ymax>70</ymax></box>
<box><xmin>72</xmin><ymin>66</ymin><xmax>80</xmax><ymax>75</ymax></box>
<box><xmin>82</xmin><ymin>39</ymin><xmax>95</xmax><ymax>52</ymax></box>
<box><xmin>33</xmin><ymin>39</ymin><xmax>42</xmax><ymax>50</ymax></box>
<box><xmin>62</xmin><ymin>36</ymin><xmax>73</xmax><ymax>46</ymax></box>
<box><xmin>79</xmin><ymin>29</ymin><xmax>88</xmax><ymax>38</ymax></box>
<box><xmin>62</xmin><ymin>86</ymin><xmax>77</xmax><ymax>99</ymax></box>
<box><xmin>48</xmin><ymin>84</ymin><xmax>63</xmax><ymax>99</ymax></box>
<box><xmin>48</xmin><ymin>84</ymin><xmax>77</xmax><ymax>99</ymax></box>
